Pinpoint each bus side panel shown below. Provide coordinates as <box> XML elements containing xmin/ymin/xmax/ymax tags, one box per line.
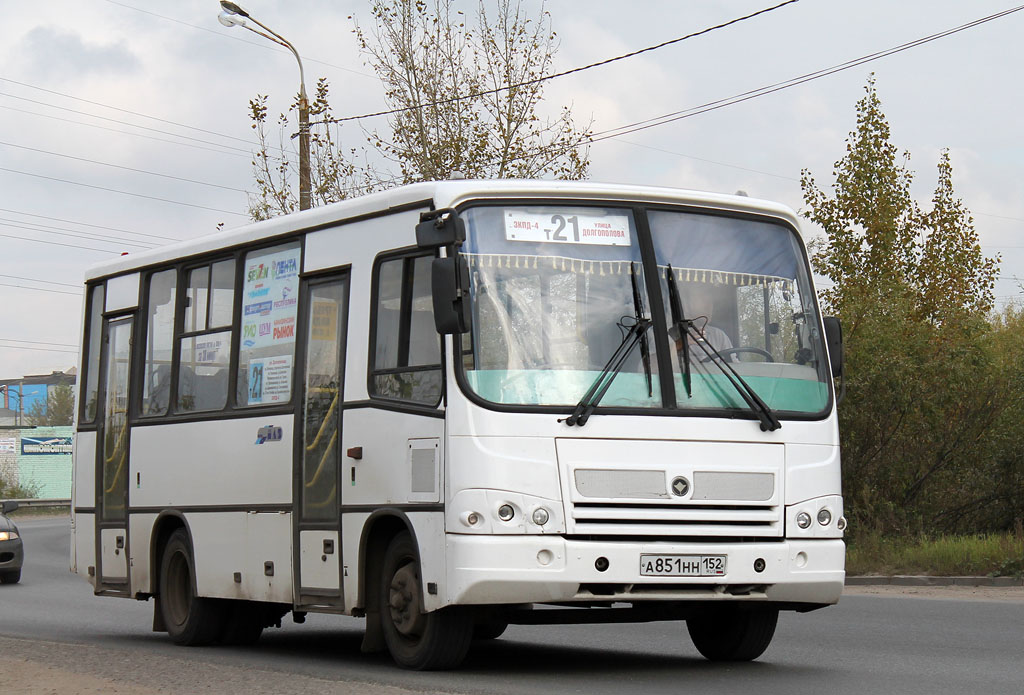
<box><xmin>183</xmin><ymin>512</ymin><xmax>292</xmax><ymax>603</ymax></box>
<box><xmin>341</xmin><ymin>409</ymin><xmax>445</xmax><ymax>612</ymax></box>
<box><xmin>71</xmin><ymin>430</ymin><xmax>97</xmax><ymax>582</ymax></box>
<box><xmin>130</xmin><ymin>417</ymin><xmax>293</xmax><ymax>508</ymax></box>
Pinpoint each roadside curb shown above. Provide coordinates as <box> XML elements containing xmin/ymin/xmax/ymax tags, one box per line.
<box><xmin>846</xmin><ymin>575</ymin><xmax>1024</xmax><ymax>587</ymax></box>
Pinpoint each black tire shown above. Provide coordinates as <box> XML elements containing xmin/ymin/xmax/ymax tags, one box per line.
<box><xmin>379</xmin><ymin>532</ymin><xmax>473</xmax><ymax>670</ymax></box>
<box><xmin>687</xmin><ymin>607</ymin><xmax>778</xmax><ymax>662</ymax></box>
<box><xmin>219</xmin><ymin>600</ymin><xmax>265</xmax><ymax>646</ymax></box>
<box><xmin>473</xmin><ymin>619</ymin><xmax>509</xmax><ymax>640</ymax></box>
<box><xmin>159</xmin><ymin>529</ymin><xmax>225</xmax><ymax>646</ymax></box>
<box><xmin>0</xmin><ymin>569</ymin><xmax>21</xmax><ymax>584</ymax></box>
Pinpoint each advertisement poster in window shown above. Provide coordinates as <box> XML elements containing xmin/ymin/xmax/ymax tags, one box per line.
<box><xmin>248</xmin><ymin>355</ymin><xmax>293</xmax><ymax>404</ymax></box>
<box><xmin>241</xmin><ymin>245</ymin><xmax>301</xmax><ymax>351</ymax></box>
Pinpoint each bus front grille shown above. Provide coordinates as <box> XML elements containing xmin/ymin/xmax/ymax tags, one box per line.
<box><xmin>569</xmin><ymin>502</ymin><xmax>782</xmax><ymax>538</ymax></box>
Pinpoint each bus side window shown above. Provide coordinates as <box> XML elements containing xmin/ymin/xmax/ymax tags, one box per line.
<box><xmin>142</xmin><ymin>269</ymin><xmax>177</xmax><ymax>416</ymax></box>
<box><xmin>177</xmin><ymin>258</ymin><xmax>236</xmax><ymax>414</ymax></box>
<box><xmin>369</xmin><ymin>251</ymin><xmax>442</xmax><ymax>405</ymax></box>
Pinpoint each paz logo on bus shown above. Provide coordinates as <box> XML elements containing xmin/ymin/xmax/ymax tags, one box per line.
<box><xmin>255</xmin><ymin>425</ymin><xmax>283</xmax><ymax>445</ymax></box>
<box><xmin>670</xmin><ymin>476</ymin><xmax>690</xmax><ymax>497</ymax></box>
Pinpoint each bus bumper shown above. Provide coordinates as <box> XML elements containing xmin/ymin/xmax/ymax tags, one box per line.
<box><xmin>445</xmin><ymin>535</ymin><xmax>844</xmax><ymax>607</ymax></box>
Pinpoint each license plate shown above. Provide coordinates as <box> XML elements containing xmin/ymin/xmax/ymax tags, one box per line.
<box><xmin>639</xmin><ymin>554</ymin><xmax>727</xmax><ymax>577</ymax></box>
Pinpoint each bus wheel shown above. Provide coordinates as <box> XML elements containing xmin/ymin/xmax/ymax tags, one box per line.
<box><xmin>159</xmin><ymin>529</ymin><xmax>225</xmax><ymax>646</ymax></box>
<box><xmin>686</xmin><ymin>607</ymin><xmax>778</xmax><ymax>661</ymax></box>
<box><xmin>379</xmin><ymin>531</ymin><xmax>472</xmax><ymax>670</ymax></box>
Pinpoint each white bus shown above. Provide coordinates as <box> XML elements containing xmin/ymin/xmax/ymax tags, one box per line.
<box><xmin>70</xmin><ymin>180</ymin><xmax>845</xmax><ymax>669</ymax></box>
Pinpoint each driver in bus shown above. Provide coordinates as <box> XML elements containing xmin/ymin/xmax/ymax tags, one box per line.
<box><xmin>668</xmin><ymin>281</ymin><xmax>736</xmax><ymax>361</ymax></box>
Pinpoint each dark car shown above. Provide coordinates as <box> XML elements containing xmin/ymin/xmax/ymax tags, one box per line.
<box><xmin>0</xmin><ymin>500</ymin><xmax>23</xmax><ymax>584</ymax></box>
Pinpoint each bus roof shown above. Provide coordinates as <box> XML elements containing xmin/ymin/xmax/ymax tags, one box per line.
<box><xmin>83</xmin><ymin>179</ymin><xmax>801</xmax><ymax>282</ymax></box>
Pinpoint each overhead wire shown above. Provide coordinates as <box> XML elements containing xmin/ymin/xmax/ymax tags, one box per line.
<box><xmin>0</xmin><ymin>274</ymin><xmax>81</xmax><ymax>289</ymax></box>
<box><xmin>318</xmin><ymin>0</ymin><xmax>801</xmax><ymax>125</ymax></box>
<box><xmin>0</xmin><ymin>91</ymin><xmax>256</xmax><ymax>155</ymax></box>
<box><xmin>0</xmin><ymin>219</ymin><xmax>156</xmax><ymax>249</ymax></box>
<box><xmin>0</xmin><ymin>208</ymin><xmax>179</xmax><ymax>242</ymax></box>
<box><xmin>0</xmin><ymin>141</ymin><xmax>248</xmax><ymax>194</ymax></box>
<box><xmin>0</xmin><ymin>281</ymin><xmax>84</xmax><ymax>297</ymax></box>
<box><xmin>0</xmin><ymin>104</ymin><xmax>253</xmax><ymax>160</ymax></box>
<box><xmin>584</xmin><ymin>4</ymin><xmax>1024</xmax><ymax>145</ymax></box>
<box><xmin>0</xmin><ymin>167</ymin><xmax>248</xmax><ymax>217</ymax></box>
<box><xmin>101</xmin><ymin>0</ymin><xmax>376</xmax><ymax>80</ymax></box>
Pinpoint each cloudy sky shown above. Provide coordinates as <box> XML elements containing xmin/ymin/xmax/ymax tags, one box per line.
<box><xmin>2</xmin><ymin>0</ymin><xmax>1023</xmax><ymax>379</ymax></box>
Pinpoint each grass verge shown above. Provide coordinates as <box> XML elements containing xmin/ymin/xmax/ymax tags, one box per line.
<box><xmin>847</xmin><ymin>533</ymin><xmax>1024</xmax><ymax>577</ymax></box>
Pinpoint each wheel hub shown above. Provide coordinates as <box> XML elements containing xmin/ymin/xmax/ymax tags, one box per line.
<box><xmin>388</xmin><ymin>562</ymin><xmax>426</xmax><ymax>637</ymax></box>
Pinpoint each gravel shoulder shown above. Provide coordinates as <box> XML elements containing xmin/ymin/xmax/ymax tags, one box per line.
<box><xmin>0</xmin><ymin>635</ymin><xmax>445</xmax><ymax>695</ymax></box>
<box><xmin>843</xmin><ymin>584</ymin><xmax>1024</xmax><ymax>602</ymax></box>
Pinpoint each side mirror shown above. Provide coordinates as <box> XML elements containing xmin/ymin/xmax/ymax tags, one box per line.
<box><xmin>823</xmin><ymin>316</ymin><xmax>843</xmax><ymax>379</ymax></box>
<box><xmin>2</xmin><ymin>500</ymin><xmax>19</xmax><ymax>515</ymax></box>
<box><xmin>416</xmin><ymin>209</ymin><xmax>465</xmax><ymax>249</ymax></box>
<box><xmin>431</xmin><ymin>256</ymin><xmax>470</xmax><ymax>335</ymax></box>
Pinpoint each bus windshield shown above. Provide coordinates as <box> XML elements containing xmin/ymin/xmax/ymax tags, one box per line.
<box><xmin>460</xmin><ymin>204</ymin><xmax>830</xmax><ymax>416</ymax></box>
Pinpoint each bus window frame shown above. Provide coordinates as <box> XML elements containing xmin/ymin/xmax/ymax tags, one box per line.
<box><xmin>366</xmin><ymin>245</ymin><xmax>445</xmax><ymax>410</ymax></box>
<box><xmin>125</xmin><ymin>237</ymin><xmax>305</xmax><ymax>426</ymax></box>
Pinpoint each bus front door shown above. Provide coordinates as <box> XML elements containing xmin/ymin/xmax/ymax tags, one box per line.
<box><xmin>294</xmin><ymin>272</ymin><xmax>350</xmax><ymax>609</ymax></box>
<box><xmin>95</xmin><ymin>315</ymin><xmax>133</xmax><ymax>594</ymax></box>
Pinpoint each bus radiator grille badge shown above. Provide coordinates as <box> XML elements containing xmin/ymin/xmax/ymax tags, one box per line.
<box><xmin>670</xmin><ymin>476</ymin><xmax>690</xmax><ymax>497</ymax></box>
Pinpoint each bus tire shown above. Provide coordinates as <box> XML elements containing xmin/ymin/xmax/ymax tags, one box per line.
<box><xmin>159</xmin><ymin>529</ymin><xmax>225</xmax><ymax>646</ymax></box>
<box><xmin>379</xmin><ymin>531</ymin><xmax>472</xmax><ymax>670</ymax></box>
<box><xmin>0</xmin><ymin>569</ymin><xmax>20</xmax><ymax>584</ymax></box>
<box><xmin>686</xmin><ymin>607</ymin><xmax>778</xmax><ymax>661</ymax></box>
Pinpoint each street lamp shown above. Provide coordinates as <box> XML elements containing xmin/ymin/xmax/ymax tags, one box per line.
<box><xmin>218</xmin><ymin>1</ymin><xmax>311</xmax><ymax>211</ymax></box>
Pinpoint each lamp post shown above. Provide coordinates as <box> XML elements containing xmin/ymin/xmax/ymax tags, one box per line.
<box><xmin>218</xmin><ymin>1</ymin><xmax>311</xmax><ymax>211</ymax></box>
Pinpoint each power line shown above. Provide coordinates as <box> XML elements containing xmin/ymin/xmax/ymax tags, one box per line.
<box><xmin>0</xmin><ymin>281</ymin><xmax>84</xmax><ymax>297</ymax></box>
<box><xmin>102</xmin><ymin>0</ymin><xmax>375</xmax><ymax>80</ymax></box>
<box><xmin>0</xmin><ymin>207</ymin><xmax>179</xmax><ymax>242</ymax></box>
<box><xmin>0</xmin><ymin>76</ymin><xmax>260</xmax><ymax>148</ymax></box>
<box><xmin>584</xmin><ymin>4</ymin><xmax>1024</xmax><ymax>145</ymax></box>
<box><xmin>0</xmin><ymin>104</ymin><xmax>252</xmax><ymax>160</ymax></box>
<box><xmin>0</xmin><ymin>167</ymin><xmax>248</xmax><ymax>217</ymax></box>
<box><xmin>0</xmin><ymin>274</ymin><xmax>81</xmax><ymax>289</ymax></box>
<box><xmin>0</xmin><ymin>337</ymin><xmax>79</xmax><ymax>348</ymax></box>
<box><xmin>0</xmin><ymin>220</ymin><xmax>156</xmax><ymax>250</ymax></box>
<box><xmin>616</xmin><ymin>138</ymin><xmax>799</xmax><ymax>182</ymax></box>
<box><xmin>0</xmin><ymin>343</ymin><xmax>79</xmax><ymax>355</ymax></box>
<box><xmin>319</xmin><ymin>0</ymin><xmax>801</xmax><ymax>125</ymax></box>
<box><xmin>0</xmin><ymin>141</ymin><xmax>249</xmax><ymax>194</ymax></box>
<box><xmin>0</xmin><ymin>232</ymin><xmax>130</xmax><ymax>254</ymax></box>
<box><xmin>0</xmin><ymin>91</ymin><xmax>256</xmax><ymax>155</ymax></box>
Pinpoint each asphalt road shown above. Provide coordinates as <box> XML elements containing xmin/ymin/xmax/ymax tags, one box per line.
<box><xmin>3</xmin><ymin>517</ymin><xmax>1023</xmax><ymax>695</ymax></box>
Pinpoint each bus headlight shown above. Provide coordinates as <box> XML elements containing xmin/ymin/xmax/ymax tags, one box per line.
<box><xmin>796</xmin><ymin>511</ymin><xmax>812</xmax><ymax>529</ymax></box>
<box><xmin>817</xmin><ymin>508</ymin><xmax>832</xmax><ymax>526</ymax></box>
<box><xmin>447</xmin><ymin>489</ymin><xmax>565</xmax><ymax>534</ymax></box>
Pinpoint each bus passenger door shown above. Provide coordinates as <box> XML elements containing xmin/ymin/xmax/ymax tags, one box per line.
<box><xmin>294</xmin><ymin>271</ymin><xmax>349</xmax><ymax>609</ymax></box>
<box><xmin>95</xmin><ymin>315</ymin><xmax>133</xmax><ymax>594</ymax></box>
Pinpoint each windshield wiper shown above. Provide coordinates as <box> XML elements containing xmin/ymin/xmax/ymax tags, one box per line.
<box><xmin>665</xmin><ymin>266</ymin><xmax>781</xmax><ymax>432</ymax></box>
<box><xmin>666</xmin><ymin>265</ymin><xmax>692</xmax><ymax>398</ymax></box>
<box><xmin>562</xmin><ymin>262</ymin><xmax>651</xmax><ymax>427</ymax></box>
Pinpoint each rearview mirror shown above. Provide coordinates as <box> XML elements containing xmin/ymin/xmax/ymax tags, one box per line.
<box><xmin>416</xmin><ymin>209</ymin><xmax>465</xmax><ymax>249</ymax></box>
<box><xmin>431</xmin><ymin>256</ymin><xmax>470</xmax><ymax>335</ymax></box>
<box><xmin>1</xmin><ymin>500</ymin><xmax>19</xmax><ymax>514</ymax></box>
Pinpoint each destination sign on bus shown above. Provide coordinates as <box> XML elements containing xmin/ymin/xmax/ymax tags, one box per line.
<box><xmin>504</xmin><ymin>211</ymin><xmax>630</xmax><ymax>246</ymax></box>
